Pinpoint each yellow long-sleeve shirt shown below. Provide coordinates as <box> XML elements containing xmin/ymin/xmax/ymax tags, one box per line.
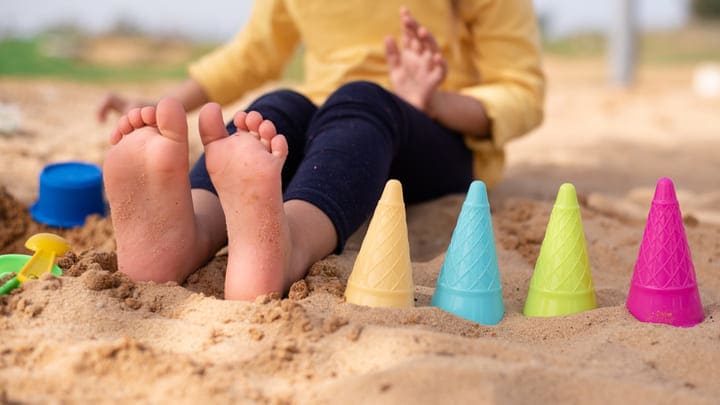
<box><xmin>189</xmin><ymin>0</ymin><xmax>545</xmax><ymax>188</ymax></box>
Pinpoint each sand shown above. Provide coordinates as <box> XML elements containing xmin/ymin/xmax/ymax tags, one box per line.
<box><xmin>0</xmin><ymin>58</ymin><xmax>719</xmax><ymax>404</ymax></box>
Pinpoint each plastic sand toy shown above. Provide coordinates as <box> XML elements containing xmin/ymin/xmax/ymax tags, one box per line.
<box><xmin>30</xmin><ymin>161</ymin><xmax>106</xmax><ymax>228</ymax></box>
<box><xmin>431</xmin><ymin>181</ymin><xmax>504</xmax><ymax>325</ymax></box>
<box><xmin>626</xmin><ymin>178</ymin><xmax>704</xmax><ymax>327</ymax></box>
<box><xmin>0</xmin><ymin>233</ymin><xmax>70</xmax><ymax>295</ymax></box>
<box><xmin>524</xmin><ymin>183</ymin><xmax>597</xmax><ymax>317</ymax></box>
<box><xmin>345</xmin><ymin>179</ymin><xmax>415</xmax><ymax>308</ymax></box>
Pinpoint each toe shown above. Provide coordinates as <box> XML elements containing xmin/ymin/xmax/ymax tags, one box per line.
<box><xmin>127</xmin><ymin>108</ymin><xmax>144</xmax><ymax>128</ymax></box>
<box><xmin>109</xmin><ymin>128</ymin><xmax>123</xmax><ymax>145</ymax></box>
<box><xmin>233</xmin><ymin>111</ymin><xmax>249</xmax><ymax>133</ymax></box>
<box><xmin>270</xmin><ymin>134</ymin><xmax>289</xmax><ymax>162</ymax></box>
<box><xmin>117</xmin><ymin>115</ymin><xmax>134</xmax><ymax>136</ymax></box>
<box><xmin>258</xmin><ymin>120</ymin><xmax>277</xmax><ymax>150</ymax></box>
<box><xmin>198</xmin><ymin>103</ymin><xmax>228</xmax><ymax>146</ymax></box>
<box><xmin>156</xmin><ymin>97</ymin><xmax>188</xmax><ymax>143</ymax></box>
<box><xmin>141</xmin><ymin>106</ymin><xmax>157</xmax><ymax>126</ymax></box>
<box><xmin>245</xmin><ymin>111</ymin><xmax>264</xmax><ymax>133</ymax></box>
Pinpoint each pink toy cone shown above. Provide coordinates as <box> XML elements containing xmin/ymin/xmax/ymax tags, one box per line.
<box><xmin>626</xmin><ymin>178</ymin><xmax>704</xmax><ymax>327</ymax></box>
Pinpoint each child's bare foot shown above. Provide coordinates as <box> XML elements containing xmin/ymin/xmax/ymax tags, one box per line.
<box><xmin>197</xmin><ymin>103</ymin><xmax>291</xmax><ymax>300</ymax></box>
<box><xmin>104</xmin><ymin>97</ymin><xmax>202</xmax><ymax>283</ymax></box>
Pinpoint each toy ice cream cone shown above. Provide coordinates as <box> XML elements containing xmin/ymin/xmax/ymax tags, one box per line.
<box><xmin>524</xmin><ymin>183</ymin><xmax>596</xmax><ymax>317</ymax></box>
<box><xmin>431</xmin><ymin>181</ymin><xmax>504</xmax><ymax>325</ymax></box>
<box><xmin>345</xmin><ymin>179</ymin><xmax>414</xmax><ymax>308</ymax></box>
<box><xmin>626</xmin><ymin>178</ymin><xmax>704</xmax><ymax>327</ymax></box>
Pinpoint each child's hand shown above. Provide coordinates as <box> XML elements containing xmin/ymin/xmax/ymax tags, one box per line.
<box><xmin>384</xmin><ymin>7</ymin><xmax>447</xmax><ymax>116</ymax></box>
<box><xmin>97</xmin><ymin>93</ymin><xmax>151</xmax><ymax>123</ymax></box>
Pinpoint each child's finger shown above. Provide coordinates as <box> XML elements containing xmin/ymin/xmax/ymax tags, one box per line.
<box><xmin>401</xmin><ymin>25</ymin><xmax>411</xmax><ymax>50</ymax></box>
<box><xmin>402</xmin><ymin>26</ymin><xmax>422</xmax><ymax>52</ymax></box>
<box><xmin>433</xmin><ymin>53</ymin><xmax>448</xmax><ymax>70</ymax></box>
<box><xmin>384</xmin><ymin>36</ymin><xmax>402</xmax><ymax>69</ymax></box>
<box><xmin>401</xmin><ymin>24</ymin><xmax>424</xmax><ymax>54</ymax></box>
<box><xmin>418</xmin><ymin>26</ymin><xmax>442</xmax><ymax>55</ymax></box>
<box><xmin>409</xmin><ymin>36</ymin><xmax>424</xmax><ymax>54</ymax></box>
<box><xmin>400</xmin><ymin>7</ymin><xmax>421</xmax><ymax>34</ymax></box>
<box><xmin>417</xmin><ymin>42</ymin><xmax>434</xmax><ymax>65</ymax></box>
<box><xmin>97</xmin><ymin>94</ymin><xmax>126</xmax><ymax>123</ymax></box>
<box><xmin>400</xmin><ymin>8</ymin><xmax>428</xmax><ymax>55</ymax></box>
<box><xmin>433</xmin><ymin>53</ymin><xmax>448</xmax><ymax>81</ymax></box>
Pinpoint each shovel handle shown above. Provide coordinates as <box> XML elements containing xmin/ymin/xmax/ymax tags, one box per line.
<box><xmin>0</xmin><ymin>276</ymin><xmax>21</xmax><ymax>295</ymax></box>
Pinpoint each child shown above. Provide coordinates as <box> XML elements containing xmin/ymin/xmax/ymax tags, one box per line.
<box><xmin>99</xmin><ymin>1</ymin><xmax>544</xmax><ymax>300</ymax></box>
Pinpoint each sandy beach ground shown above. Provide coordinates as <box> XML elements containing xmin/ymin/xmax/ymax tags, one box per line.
<box><xmin>0</xmin><ymin>57</ymin><xmax>719</xmax><ymax>404</ymax></box>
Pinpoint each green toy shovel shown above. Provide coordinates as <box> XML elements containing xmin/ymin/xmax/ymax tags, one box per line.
<box><xmin>0</xmin><ymin>233</ymin><xmax>70</xmax><ymax>295</ymax></box>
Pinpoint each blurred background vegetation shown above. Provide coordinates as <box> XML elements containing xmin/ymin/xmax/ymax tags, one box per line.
<box><xmin>542</xmin><ymin>0</ymin><xmax>719</xmax><ymax>63</ymax></box>
<box><xmin>0</xmin><ymin>23</ymin><xmax>304</xmax><ymax>82</ymax></box>
<box><xmin>0</xmin><ymin>0</ymin><xmax>717</xmax><ymax>82</ymax></box>
<box><xmin>0</xmin><ymin>23</ymin><xmax>215</xmax><ymax>81</ymax></box>
<box><xmin>692</xmin><ymin>0</ymin><xmax>720</xmax><ymax>17</ymax></box>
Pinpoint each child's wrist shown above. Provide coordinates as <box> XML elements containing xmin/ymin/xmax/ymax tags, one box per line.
<box><xmin>425</xmin><ymin>90</ymin><xmax>442</xmax><ymax>120</ymax></box>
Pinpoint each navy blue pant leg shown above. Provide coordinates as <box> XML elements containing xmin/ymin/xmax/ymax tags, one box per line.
<box><xmin>283</xmin><ymin>81</ymin><xmax>473</xmax><ymax>252</ymax></box>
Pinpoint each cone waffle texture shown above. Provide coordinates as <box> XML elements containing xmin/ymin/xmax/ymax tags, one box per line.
<box><xmin>345</xmin><ymin>180</ymin><xmax>414</xmax><ymax>308</ymax></box>
<box><xmin>432</xmin><ymin>181</ymin><xmax>504</xmax><ymax>325</ymax></box>
<box><xmin>524</xmin><ymin>183</ymin><xmax>596</xmax><ymax>317</ymax></box>
<box><xmin>627</xmin><ymin>178</ymin><xmax>704</xmax><ymax>327</ymax></box>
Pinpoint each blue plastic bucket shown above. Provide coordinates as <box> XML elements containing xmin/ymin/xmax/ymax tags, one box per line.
<box><xmin>30</xmin><ymin>161</ymin><xmax>106</xmax><ymax>228</ymax></box>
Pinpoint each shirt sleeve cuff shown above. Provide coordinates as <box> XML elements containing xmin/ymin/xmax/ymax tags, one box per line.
<box><xmin>461</xmin><ymin>84</ymin><xmax>543</xmax><ymax>148</ymax></box>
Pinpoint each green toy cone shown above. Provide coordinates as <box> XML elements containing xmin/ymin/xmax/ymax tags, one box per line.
<box><xmin>524</xmin><ymin>183</ymin><xmax>596</xmax><ymax>317</ymax></box>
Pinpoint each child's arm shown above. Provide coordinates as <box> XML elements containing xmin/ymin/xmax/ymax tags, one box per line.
<box><xmin>97</xmin><ymin>79</ymin><xmax>209</xmax><ymax>122</ymax></box>
<box><xmin>425</xmin><ymin>90</ymin><xmax>490</xmax><ymax>139</ymax></box>
<box><xmin>458</xmin><ymin>0</ymin><xmax>545</xmax><ymax>147</ymax></box>
<box><xmin>384</xmin><ymin>8</ymin><xmax>490</xmax><ymax>138</ymax></box>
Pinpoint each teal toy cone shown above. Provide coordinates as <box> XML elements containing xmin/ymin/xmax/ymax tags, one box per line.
<box><xmin>431</xmin><ymin>181</ymin><xmax>504</xmax><ymax>325</ymax></box>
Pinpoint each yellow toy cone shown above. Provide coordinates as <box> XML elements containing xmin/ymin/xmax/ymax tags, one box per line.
<box><xmin>524</xmin><ymin>183</ymin><xmax>596</xmax><ymax>317</ymax></box>
<box><xmin>345</xmin><ymin>179</ymin><xmax>414</xmax><ymax>308</ymax></box>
